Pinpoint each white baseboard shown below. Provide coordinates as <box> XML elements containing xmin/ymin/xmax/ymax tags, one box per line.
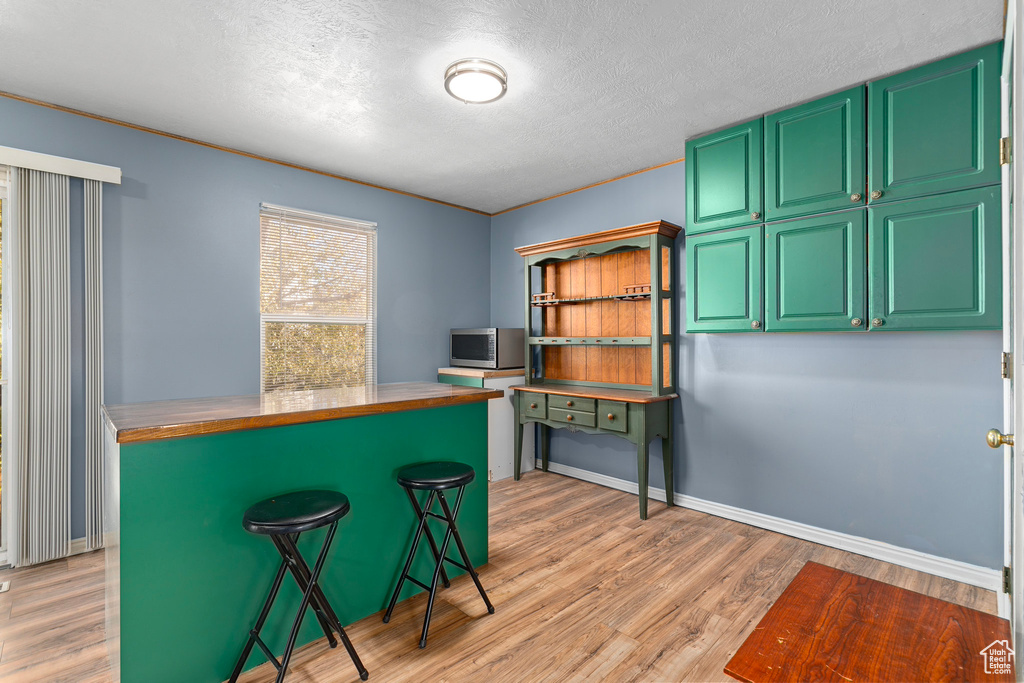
<box><xmin>544</xmin><ymin>461</ymin><xmax>1002</xmax><ymax>592</ymax></box>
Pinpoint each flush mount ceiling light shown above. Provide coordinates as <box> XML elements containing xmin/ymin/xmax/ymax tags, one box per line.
<box><xmin>444</xmin><ymin>58</ymin><xmax>507</xmax><ymax>104</ymax></box>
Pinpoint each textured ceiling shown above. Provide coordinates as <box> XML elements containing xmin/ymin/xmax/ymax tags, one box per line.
<box><xmin>0</xmin><ymin>0</ymin><xmax>1005</xmax><ymax>213</ymax></box>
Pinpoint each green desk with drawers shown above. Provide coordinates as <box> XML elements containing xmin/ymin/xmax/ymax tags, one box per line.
<box><xmin>511</xmin><ymin>383</ymin><xmax>677</xmax><ymax>520</ymax></box>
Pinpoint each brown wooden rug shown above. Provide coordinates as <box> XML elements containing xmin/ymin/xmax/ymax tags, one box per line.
<box><xmin>725</xmin><ymin>561</ymin><xmax>1014</xmax><ymax>682</ymax></box>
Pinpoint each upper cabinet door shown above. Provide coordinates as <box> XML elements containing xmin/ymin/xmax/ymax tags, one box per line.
<box><xmin>764</xmin><ymin>211</ymin><xmax>866</xmax><ymax>332</ymax></box>
<box><xmin>686</xmin><ymin>225</ymin><xmax>764</xmax><ymax>333</ymax></box>
<box><xmin>868</xmin><ymin>42</ymin><xmax>1000</xmax><ymax>204</ymax></box>
<box><xmin>868</xmin><ymin>186</ymin><xmax>1001</xmax><ymax>331</ymax></box>
<box><xmin>686</xmin><ymin>120</ymin><xmax>763</xmax><ymax>235</ymax></box>
<box><xmin>765</xmin><ymin>87</ymin><xmax>867</xmax><ymax>222</ymax></box>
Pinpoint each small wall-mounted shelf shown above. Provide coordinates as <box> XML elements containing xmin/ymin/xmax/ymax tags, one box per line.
<box><xmin>530</xmin><ymin>293</ymin><xmax>652</xmax><ymax>307</ymax></box>
<box><xmin>529</xmin><ymin>336</ymin><xmax>652</xmax><ymax>346</ymax></box>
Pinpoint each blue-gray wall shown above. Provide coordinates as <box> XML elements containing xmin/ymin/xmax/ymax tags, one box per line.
<box><xmin>0</xmin><ymin>96</ymin><xmax>492</xmax><ymax>538</ymax></box>
<box><xmin>490</xmin><ymin>162</ymin><xmax>1005</xmax><ymax>569</ymax></box>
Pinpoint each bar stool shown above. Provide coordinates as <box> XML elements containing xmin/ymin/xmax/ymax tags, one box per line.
<box><xmin>228</xmin><ymin>489</ymin><xmax>368</xmax><ymax>683</ymax></box>
<box><xmin>383</xmin><ymin>461</ymin><xmax>494</xmax><ymax>648</ymax></box>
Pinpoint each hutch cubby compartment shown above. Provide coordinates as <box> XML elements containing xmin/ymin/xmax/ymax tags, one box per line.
<box><xmin>511</xmin><ymin>220</ymin><xmax>681</xmax><ymax>520</ymax></box>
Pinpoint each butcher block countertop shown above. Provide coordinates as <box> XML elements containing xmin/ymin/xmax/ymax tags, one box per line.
<box><xmin>103</xmin><ymin>381</ymin><xmax>504</xmax><ymax>444</ymax></box>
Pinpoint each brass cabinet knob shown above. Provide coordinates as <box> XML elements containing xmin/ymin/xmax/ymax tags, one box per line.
<box><xmin>870</xmin><ymin>190</ymin><xmax>883</xmax><ymax>200</ymax></box>
<box><xmin>607</xmin><ymin>413</ymin><xmax>615</xmax><ymax>421</ymax></box>
<box><xmin>751</xmin><ymin>211</ymin><xmax>761</xmax><ymax>220</ymax></box>
<box><xmin>987</xmin><ymin>428</ymin><xmax>1014</xmax><ymax>448</ymax></box>
<box><xmin>566</xmin><ymin>400</ymin><xmax>574</xmax><ymax>407</ymax></box>
<box><xmin>872</xmin><ymin>318</ymin><xmax>884</xmax><ymax>327</ymax></box>
<box><xmin>851</xmin><ymin>318</ymin><xmax>863</xmax><ymax>327</ymax></box>
<box><xmin>529</xmin><ymin>403</ymin><xmax>537</xmax><ymax>409</ymax></box>
<box><xmin>567</xmin><ymin>414</ymin><xmax>574</xmax><ymax>421</ymax></box>
<box><xmin>751</xmin><ymin>320</ymin><xmax>761</xmax><ymax>329</ymax></box>
<box><xmin>851</xmin><ymin>193</ymin><xmax>862</xmax><ymax>202</ymax></box>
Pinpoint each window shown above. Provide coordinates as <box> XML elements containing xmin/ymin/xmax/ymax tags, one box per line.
<box><xmin>259</xmin><ymin>204</ymin><xmax>376</xmax><ymax>392</ymax></box>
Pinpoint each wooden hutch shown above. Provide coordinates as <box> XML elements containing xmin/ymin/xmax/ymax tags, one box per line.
<box><xmin>511</xmin><ymin>220</ymin><xmax>681</xmax><ymax>519</ymax></box>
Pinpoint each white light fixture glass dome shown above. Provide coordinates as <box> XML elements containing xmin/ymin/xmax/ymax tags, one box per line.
<box><xmin>444</xmin><ymin>58</ymin><xmax>507</xmax><ymax>104</ymax></box>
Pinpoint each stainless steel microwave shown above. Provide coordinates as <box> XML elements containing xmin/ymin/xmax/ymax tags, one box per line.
<box><xmin>450</xmin><ymin>328</ymin><xmax>525</xmax><ymax>369</ymax></box>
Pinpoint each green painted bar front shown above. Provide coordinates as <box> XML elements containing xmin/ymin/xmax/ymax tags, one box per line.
<box><xmin>113</xmin><ymin>402</ymin><xmax>489</xmax><ymax>682</ymax></box>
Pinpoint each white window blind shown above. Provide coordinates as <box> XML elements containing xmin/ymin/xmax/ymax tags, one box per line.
<box><xmin>259</xmin><ymin>204</ymin><xmax>377</xmax><ymax>392</ymax></box>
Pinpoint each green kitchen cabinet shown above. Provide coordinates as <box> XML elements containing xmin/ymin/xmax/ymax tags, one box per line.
<box><xmin>437</xmin><ymin>373</ymin><xmax>484</xmax><ymax>388</ymax></box>
<box><xmin>765</xmin><ymin>87</ymin><xmax>867</xmax><ymax>221</ymax></box>
<box><xmin>686</xmin><ymin>119</ymin><xmax>764</xmax><ymax>234</ymax></box>
<box><xmin>686</xmin><ymin>225</ymin><xmax>764</xmax><ymax>333</ymax></box>
<box><xmin>868</xmin><ymin>42</ymin><xmax>1001</xmax><ymax>204</ymax></box>
<box><xmin>765</xmin><ymin>211</ymin><xmax>866</xmax><ymax>332</ymax></box>
<box><xmin>868</xmin><ymin>186</ymin><xmax>1001</xmax><ymax>331</ymax></box>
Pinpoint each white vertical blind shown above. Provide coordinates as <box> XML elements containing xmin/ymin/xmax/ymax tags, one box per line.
<box><xmin>259</xmin><ymin>204</ymin><xmax>376</xmax><ymax>392</ymax></box>
<box><xmin>84</xmin><ymin>179</ymin><xmax>103</xmax><ymax>551</ymax></box>
<box><xmin>13</xmin><ymin>167</ymin><xmax>71</xmax><ymax>566</ymax></box>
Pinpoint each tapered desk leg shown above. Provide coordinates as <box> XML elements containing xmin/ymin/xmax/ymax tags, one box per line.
<box><xmin>662</xmin><ymin>410</ymin><xmax>674</xmax><ymax>507</ymax></box>
<box><xmin>637</xmin><ymin>414</ymin><xmax>649</xmax><ymax>520</ymax></box>
<box><xmin>540</xmin><ymin>424</ymin><xmax>550</xmax><ymax>472</ymax></box>
<box><xmin>513</xmin><ymin>397</ymin><xmax>523</xmax><ymax>481</ymax></box>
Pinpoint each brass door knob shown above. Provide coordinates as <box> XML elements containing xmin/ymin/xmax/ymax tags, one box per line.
<box><xmin>751</xmin><ymin>211</ymin><xmax>761</xmax><ymax>220</ymax></box>
<box><xmin>987</xmin><ymin>429</ymin><xmax>1014</xmax><ymax>448</ymax></box>
<box><xmin>751</xmin><ymin>320</ymin><xmax>761</xmax><ymax>329</ymax></box>
<box><xmin>607</xmin><ymin>413</ymin><xmax>615</xmax><ymax>421</ymax></box>
<box><xmin>566</xmin><ymin>400</ymin><xmax>574</xmax><ymax>407</ymax></box>
<box><xmin>870</xmin><ymin>190</ymin><xmax>883</xmax><ymax>200</ymax></box>
<box><xmin>567</xmin><ymin>414</ymin><xmax>574</xmax><ymax>421</ymax></box>
<box><xmin>872</xmin><ymin>318</ymin><xmax>884</xmax><ymax>327</ymax></box>
<box><xmin>851</xmin><ymin>318</ymin><xmax>863</xmax><ymax>327</ymax></box>
<box><xmin>529</xmin><ymin>403</ymin><xmax>537</xmax><ymax>409</ymax></box>
<box><xmin>851</xmin><ymin>193</ymin><xmax>863</xmax><ymax>202</ymax></box>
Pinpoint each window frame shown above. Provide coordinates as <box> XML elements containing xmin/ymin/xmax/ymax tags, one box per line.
<box><xmin>258</xmin><ymin>203</ymin><xmax>378</xmax><ymax>393</ymax></box>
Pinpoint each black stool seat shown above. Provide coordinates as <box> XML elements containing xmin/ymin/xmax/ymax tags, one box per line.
<box><xmin>397</xmin><ymin>461</ymin><xmax>475</xmax><ymax>490</ymax></box>
<box><xmin>243</xmin><ymin>490</ymin><xmax>351</xmax><ymax>535</ymax></box>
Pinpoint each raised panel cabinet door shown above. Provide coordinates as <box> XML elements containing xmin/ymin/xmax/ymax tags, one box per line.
<box><xmin>765</xmin><ymin>211</ymin><xmax>866</xmax><ymax>332</ymax></box>
<box><xmin>868</xmin><ymin>42</ymin><xmax>1000</xmax><ymax>204</ymax></box>
<box><xmin>765</xmin><ymin>86</ymin><xmax>867</xmax><ymax>221</ymax></box>
<box><xmin>868</xmin><ymin>186</ymin><xmax>1001</xmax><ymax>331</ymax></box>
<box><xmin>686</xmin><ymin>119</ymin><xmax>764</xmax><ymax>235</ymax></box>
<box><xmin>686</xmin><ymin>225</ymin><xmax>764</xmax><ymax>333</ymax></box>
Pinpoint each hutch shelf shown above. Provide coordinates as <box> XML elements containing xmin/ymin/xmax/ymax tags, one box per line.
<box><xmin>511</xmin><ymin>220</ymin><xmax>681</xmax><ymax>519</ymax></box>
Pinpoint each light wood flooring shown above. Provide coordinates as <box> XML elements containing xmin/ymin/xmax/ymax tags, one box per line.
<box><xmin>0</xmin><ymin>471</ymin><xmax>998</xmax><ymax>682</ymax></box>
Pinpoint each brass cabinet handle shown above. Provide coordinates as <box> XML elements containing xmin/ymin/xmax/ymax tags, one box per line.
<box><xmin>566</xmin><ymin>400</ymin><xmax>574</xmax><ymax>407</ymax></box>
<box><xmin>851</xmin><ymin>193</ymin><xmax>862</xmax><ymax>202</ymax></box>
<box><xmin>529</xmin><ymin>403</ymin><xmax>537</xmax><ymax>409</ymax></box>
<box><xmin>870</xmin><ymin>190</ymin><xmax>883</xmax><ymax>200</ymax></box>
<box><xmin>751</xmin><ymin>211</ymin><xmax>761</xmax><ymax>220</ymax></box>
<box><xmin>607</xmin><ymin>413</ymin><xmax>615</xmax><ymax>421</ymax></box>
<box><xmin>851</xmin><ymin>318</ymin><xmax>863</xmax><ymax>327</ymax></box>
<box><xmin>751</xmin><ymin>320</ymin><xmax>761</xmax><ymax>329</ymax></box>
<box><xmin>987</xmin><ymin>428</ymin><xmax>1014</xmax><ymax>448</ymax></box>
<box><xmin>567</xmin><ymin>414</ymin><xmax>574</xmax><ymax>421</ymax></box>
<box><xmin>872</xmin><ymin>318</ymin><xmax>884</xmax><ymax>327</ymax></box>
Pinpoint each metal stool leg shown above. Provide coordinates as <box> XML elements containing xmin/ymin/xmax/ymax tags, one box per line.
<box><xmin>272</xmin><ymin>533</ymin><xmax>338</xmax><ymax>649</ymax></box>
<box><xmin>277</xmin><ymin>533</ymin><xmax>368</xmax><ymax>679</ymax></box>
<box><xmin>228</xmin><ymin>557</ymin><xmax>289</xmax><ymax>682</ymax></box>
<box><xmin>383</xmin><ymin>490</ymin><xmax>436</xmax><ymax>623</ymax></box>
<box><xmin>405</xmin><ymin>488</ymin><xmax>451</xmax><ymax>588</ymax></box>
<box><xmin>438</xmin><ymin>488</ymin><xmax>494</xmax><ymax>615</ymax></box>
<box><xmin>418</xmin><ymin>491</ymin><xmax>458</xmax><ymax>648</ymax></box>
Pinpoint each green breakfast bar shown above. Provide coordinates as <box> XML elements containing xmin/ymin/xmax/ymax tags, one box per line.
<box><xmin>101</xmin><ymin>382</ymin><xmax>503</xmax><ymax>682</ymax></box>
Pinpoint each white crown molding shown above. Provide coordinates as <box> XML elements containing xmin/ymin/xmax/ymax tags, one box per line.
<box><xmin>544</xmin><ymin>462</ymin><xmax>1002</xmax><ymax>592</ymax></box>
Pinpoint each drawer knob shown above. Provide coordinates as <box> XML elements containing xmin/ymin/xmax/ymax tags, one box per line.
<box><xmin>870</xmin><ymin>190</ymin><xmax>883</xmax><ymax>200</ymax></box>
<box><xmin>850</xmin><ymin>193</ymin><xmax>862</xmax><ymax>202</ymax></box>
<box><xmin>529</xmin><ymin>403</ymin><xmax>537</xmax><ymax>409</ymax></box>
<box><xmin>566</xmin><ymin>400</ymin><xmax>574</xmax><ymax>407</ymax></box>
<box><xmin>872</xmin><ymin>318</ymin><xmax>884</xmax><ymax>328</ymax></box>
<box><xmin>851</xmin><ymin>318</ymin><xmax>863</xmax><ymax>327</ymax></box>
<box><xmin>607</xmin><ymin>413</ymin><xmax>615</xmax><ymax>421</ymax></box>
<box><xmin>751</xmin><ymin>211</ymin><xmax>761</xmax><ymax>220</ymax></box>
<box><xmin>567</xmin><ymin>414</ymin><xmax>574</xmax><ymax>421</ymax></box>
<box><xmin>751</xmin><ymin>320</ymin><xmax>761</xmax><ymax>330</ymax></box>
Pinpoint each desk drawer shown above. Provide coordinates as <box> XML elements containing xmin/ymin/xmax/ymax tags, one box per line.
<box><xmin>549</xmin><ymin>407</ymin><xmax>597</xmax><ymax>428</ymax></box>
<box><xmin>548</xmin><ymin>395</ymin><xmax>596</xmax><ymax>412</ymax></box>
<box><xmin>521</xmin><ymin>393</ymin><xmax>547</xmax><ymax>419</ymax></box>
<box><xmin>598</xmin><ymin>400</ymin><xmax>628</xmax><ymax>433</ymax></box>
